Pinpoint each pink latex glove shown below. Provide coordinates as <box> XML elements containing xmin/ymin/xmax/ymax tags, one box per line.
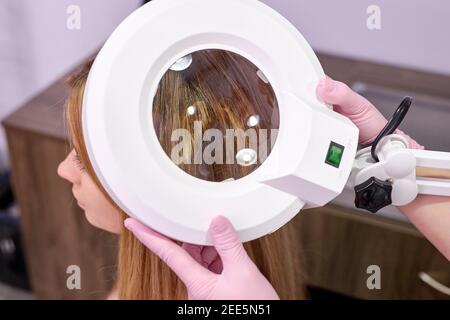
<box><xmin>124</xmin><ymin>215</ymin><xmax>279</xmax><ymax>300</ymax></box>
<box><xmin>317</xmin><ymin>76</ymin><xmax>424</xmax><ymax>149</ymax></box>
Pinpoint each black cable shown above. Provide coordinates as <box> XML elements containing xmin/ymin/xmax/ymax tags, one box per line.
<box><xmin>362</xmin><ymin>96</ymin><xmax>413</xmax><ymax>162</ymax></box>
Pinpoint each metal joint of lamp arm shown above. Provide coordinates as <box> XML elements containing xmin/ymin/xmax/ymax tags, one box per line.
<box><xmin>350</xmin><ymin>134</ymin><xmax>450</xmax><ymax>213</ymax></box>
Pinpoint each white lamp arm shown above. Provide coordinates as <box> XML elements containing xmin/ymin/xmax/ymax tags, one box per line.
<box><xmin>413</xmin><ymin>148</ymin><xmax>450</xmax><ymax>197</ymax></box>
<box><xmin>349</xmin><ymin>134</ymin><xmax>450</xmax><ymax>213</ymax></box>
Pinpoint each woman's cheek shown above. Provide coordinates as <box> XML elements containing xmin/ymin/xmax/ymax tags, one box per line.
<box><xmin>84</xmin><ymin>198</ymin><xmax>122</xmax><ymax>234</ymax></box>
<box><xmin>82</xmin><ymin>175</ymin><xmax>123</xmax><ymax>234</ymax></box>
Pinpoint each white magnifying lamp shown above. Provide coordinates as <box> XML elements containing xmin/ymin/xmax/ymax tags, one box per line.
<box><xmin>82</xmin><ymin>0</ymin><xmax>450</xmax><ymax>245</ymax></box>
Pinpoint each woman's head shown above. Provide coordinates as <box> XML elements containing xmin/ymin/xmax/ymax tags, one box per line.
<box><xmin>58</xmin><ymin>53</ymin><xmax>304</xmax><ymax>299</ymax></box>
<box><xmin>57</xmin><ymin>60</ymin><xmax>122</xmax><ymax>234</ymax></box>
<box><xmin>59</xmin><ymin>49</ymin><xmax>279</xmax><ymax>232</ymax></box>
<box><xmin>57</xmin><ymin>149</ymin><xmax>121</xmax><ymax>233</ymax></box>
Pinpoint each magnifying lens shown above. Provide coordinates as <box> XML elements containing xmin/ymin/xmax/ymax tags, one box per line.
<box><xmin>83</xmin><ymin>0</ymin><xmax>359</xmax><ymax>244</ymax></box>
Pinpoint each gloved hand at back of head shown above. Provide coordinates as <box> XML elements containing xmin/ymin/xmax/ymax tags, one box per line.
<box><xmin>317</xmin><ymin>76</ymin><xmax>424</xmax><ymax>150</ymax></box>
<box><xmin>124</xmin><ymin>215</ymin><xmax>279</xmax><ymax>300</ymax></box>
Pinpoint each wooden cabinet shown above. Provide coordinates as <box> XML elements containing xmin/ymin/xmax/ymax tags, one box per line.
<box><xmin>297</xmin><ymin>205</ymin><xmax>450</xmax><ymax>299</ymax></box>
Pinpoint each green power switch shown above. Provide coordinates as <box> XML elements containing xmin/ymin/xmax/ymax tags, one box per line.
<box><xmin>325</xmin><ymin>142</ymin><xmax>345</xmax><ymax>168</ymax></box>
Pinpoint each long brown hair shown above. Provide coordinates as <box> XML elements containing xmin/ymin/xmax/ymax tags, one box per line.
<box><xmin>65</xmin><ymin>52</ymin><xmax>304</xmax><ymax>299</ymax></box>
<box><xmin>153</xmin><ymin>49</ymin><xmax>279</xmax><ymax>181</ymax></box>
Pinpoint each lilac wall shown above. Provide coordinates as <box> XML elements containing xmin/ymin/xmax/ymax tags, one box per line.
<box><xmin>0</xmin><ymin>0</ymin><xmax>141</xmax><ymax>167</ymax></box>
<box><xmin>262</xmin><ymin>0</ymin><xmax>450</xmax><ymax>76</ymax></box>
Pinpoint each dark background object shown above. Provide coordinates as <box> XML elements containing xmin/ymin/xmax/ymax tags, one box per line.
<box><xmin>0</xmin><ymin>169</ymin><xmax>28</xmax><ymax>290</ymax></box>
<box><xmin>0</xmin><ymin>171</ymin><xmax>14</xmax><ymax>210</ymax></box>
<box><xmin>0</xmin><ymin>214</ymin><xmax>30</xmax><ymax>290</ymax></box>
<box><xmin>307</xmin><ymin>286</ymin><xmax>354</xmax><ymax>300</ymax></box>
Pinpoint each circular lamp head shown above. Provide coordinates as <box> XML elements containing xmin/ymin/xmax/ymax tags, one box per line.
<box><xmin>83</xmin><ymin>0</ymin><xmax>359</xmax><ymax>244</ymax></box>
